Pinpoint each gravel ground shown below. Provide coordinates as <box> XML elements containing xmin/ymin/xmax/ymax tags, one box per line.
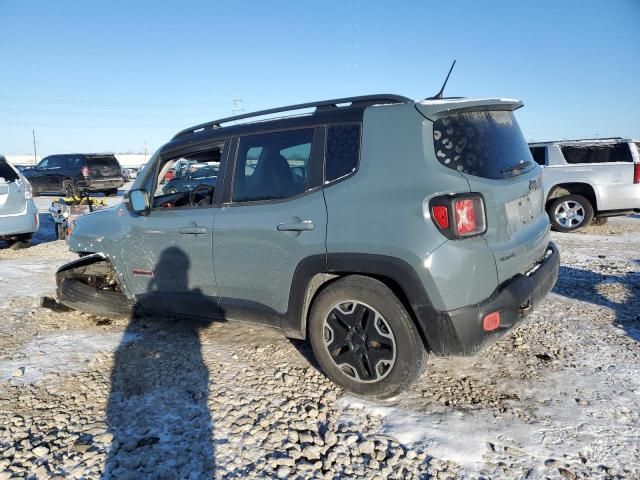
<box><xmin>0</xmin><ymin>215</ymin><xmax>639</xmax><ymax>479</ymax></box>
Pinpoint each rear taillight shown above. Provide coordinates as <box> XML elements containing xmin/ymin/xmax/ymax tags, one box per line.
<box><xmin>431</xmin><ymin>205</ymin><xmax>449</xmax><ymax>230</ymax></box>
<box><xmin>634</xmin><ymin>163</ymin><xmax>640</xmax><ymax>184</ymax></box>
<box><xmin>81</xmin><ymin>166</ymin><xmax>90</xmax><ymax>177</ymax></box>
<box><xmin>453</xmin><ymin>196</ymin><xmax>485</xmax><ymax>237</ymax></box>
<box><xmin>428</xmin><ymin>193</ymin><xmax>486</xmax><ymax>239</ymax></box>
<box><xmin>22</xmin><ymin>178</ymin><xmax>33</xmax><ymax>199</ymax></box>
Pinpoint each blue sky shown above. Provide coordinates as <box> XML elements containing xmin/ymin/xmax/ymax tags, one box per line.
<box><xmin>1</xmin><ymin>0</ymin><xmax>639</xmax><ymax>156</ymax></box>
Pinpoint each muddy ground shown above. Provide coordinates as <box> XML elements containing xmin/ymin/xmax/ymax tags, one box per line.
<box><xmin>0</xmin><ymin>209</ymin><xmax>639</xmax><ymax>479</ymax></box>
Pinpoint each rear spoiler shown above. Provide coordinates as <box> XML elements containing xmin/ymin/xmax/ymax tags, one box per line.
<box><xmin>415</xmin><ymin>98</ymin><xmax>523</xmax><ymax>121</ymax></box>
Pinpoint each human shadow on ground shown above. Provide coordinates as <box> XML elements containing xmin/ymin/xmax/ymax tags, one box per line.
<box><xmin>102</xmin><ymin>246</ymin><xmax>216</xmax><ymax>479</ymax></box>
<box><xmin>554</xmin><ymin>265</ymin><xmax>640</xmax><ymax>342</ymax></box>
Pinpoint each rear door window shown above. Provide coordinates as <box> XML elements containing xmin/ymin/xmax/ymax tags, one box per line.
<box><xmin>529</xmin><ymin>147</ymin><xmax>546</xmax><ymax>166</ymax></box>
<box><xmin>325</xmin><ymin>124</ymin><xmax>361</xmax><ymax>182</ymax></box>
<box><xmin>0</xmin><ymin>159</ymin><xmax>19</xmax><ymax>182</ymax></box>
<box><xmin>433</xmin><ymin>111</ymin><xmax>535</xmax><ymax>179</ymax></box>
<box><xmin>232</xmin><ymin>128</ymin><xmax>316</xmax><ymax>202</ymax></box>
<box><xmin>561</xmin><ymin>143</ymin><xmax>633</xmax><ymax>164</ymax></box>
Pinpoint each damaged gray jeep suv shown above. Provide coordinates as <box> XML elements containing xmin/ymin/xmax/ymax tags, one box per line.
<box><xmin>56</xmin><ymin>94</ymin><xmax>559</xmax><ymax>398</ymax></box>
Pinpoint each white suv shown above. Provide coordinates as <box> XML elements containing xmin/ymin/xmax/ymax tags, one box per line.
<box><xmin>0</xmin><ymin>155</ymin><xmax>39</xmax><ymax>247</ymax></box>
<box><xmin>529</xmin><ymin>138</ymin><xmax>640</xmax><ymax>232</ymax></box>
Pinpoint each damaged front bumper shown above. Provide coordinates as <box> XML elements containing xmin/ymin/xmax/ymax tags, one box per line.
<box><xmin>421</xmin><ymin>242</ymin><xmax>560</xmax><ymax>356</ymax></box>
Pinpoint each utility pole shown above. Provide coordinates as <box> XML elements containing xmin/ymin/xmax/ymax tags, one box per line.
<box><xmin>32</xmin><ymin>129</ymin><xmax>37</xmax><ymax>165</ymax></box>
<box><xmin>232</xmin><ymin>97</ymin><xmax>244</xmax><ymax>116</ymax></box>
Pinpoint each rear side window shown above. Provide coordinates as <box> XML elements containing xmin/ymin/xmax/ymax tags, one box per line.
<box><xmin>0</xmin><ymin>159</ymin><xmax>19</xmax><ymax>182</ymax></box>
<box><xmin>325</xmin><ymin>124</ymin><xmax>361</xmax><ymax>182</ymax></box>
<box><xmin>530</xmin><ymin>147</ymin><xmax>546</xmax><ymax>166</ymax></box>
<box><xmin>232</xmin><ymin>128</ymin><xmax>315</xmax><ymax>202</ymax></box>
<box><xmin>561</xmin><ymin>143</ymin><xmax>633</xmax><ymax>164</ymax></box>
<box><xmin>433</xmin><ymin>111</ymin><xmax>535</xmax><ymax>179</ymax></box>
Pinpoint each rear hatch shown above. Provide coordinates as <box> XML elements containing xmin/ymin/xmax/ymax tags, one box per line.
<box><xmin>417</xmin><ymin>99</ymin><xmax>549</xmax><ymax>284</ymax></box>
<box><xmin>0</xmin><ymin>159</ymin><xmax>27</xmax><ymax>215</ymax></box>
<box><xmin>86</xmin><ymin>155</ymin><xmax>122</xmax><ymax>179</ymax></box>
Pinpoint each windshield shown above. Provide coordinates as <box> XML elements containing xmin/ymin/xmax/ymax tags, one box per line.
<box><xmin>433</xmin><ymin>110</ymin><xmax>535</xmax><ymax>179</ymax></box>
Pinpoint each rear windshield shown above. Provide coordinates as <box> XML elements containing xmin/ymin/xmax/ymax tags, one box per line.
<box><xmin>560</xmin><ymin>143</ymin><xmax>632</xmax><ymax>164</ymax></box>
<box><xmin>433</xmin><ymin>110</ymin><xmax>535</xmax><ymax>179</ymax></box>
<box><xmin>0</xmin><ymin>159</ymin><xmax>19</xmax><ymax>182</ymax></box>
<box><xmin>86</xmin><ymin>155</ymin><xmax>120</xmax><ymax>166</ymax></box>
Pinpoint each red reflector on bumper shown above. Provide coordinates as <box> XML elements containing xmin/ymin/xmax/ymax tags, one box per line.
<box><xmin>483</xmin><ymin>311</ymin><xmax>501</xmax><ymax>331</ymax></box>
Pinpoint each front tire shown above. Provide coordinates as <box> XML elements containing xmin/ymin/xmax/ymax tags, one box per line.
<box><xmin>57</xmin><ymin>277</ymin><xmax>132</xmax><ymax>318</ymax></box>
<box><xmin>547</xmin><ymin>194</ymin><xmax>594</xmax><ymax>232</ymax></box>
<box><xmin>308</xmin><ymin>275</ymin><xmax>427</xmax><ymax>399</ymax></box>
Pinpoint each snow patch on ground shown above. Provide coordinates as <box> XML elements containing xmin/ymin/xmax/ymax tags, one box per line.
<box><xmin>0</xmin><ymin>258</ymin><xmax>60</xmax><ymax>297</ymax></box>
<box><xmin>338</xmin><ymin>315</ymin><xmax>640</xmax><ymax>476</ymax></box>
<box><xmin>0</xmin><ymin>330</ymin><xmax>137</xmax><ymax>383</ymax></box>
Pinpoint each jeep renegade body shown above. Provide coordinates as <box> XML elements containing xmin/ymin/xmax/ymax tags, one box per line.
<box><xmin>529</xmin><ymin>138</ymin><xmax>640</xmax><ymax>232</ymax></box>
<box><xmin>57</xmin><ymin>95</ymin><xmax>559</xmax><ymax>398</ymax></box>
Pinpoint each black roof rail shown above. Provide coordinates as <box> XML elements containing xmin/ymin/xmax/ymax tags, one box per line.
<box><xmin>172</xmin><ymin>94</ymin><xmax>412</xmax><ymax>140</ymax></box>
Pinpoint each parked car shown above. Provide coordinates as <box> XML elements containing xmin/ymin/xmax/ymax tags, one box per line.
<box><xmin>162</xmin><ymin>163</ymin><xmax>219</xmax><ymax>194</ymax></box>
<box><xmin>161</xmin><ymin>159</ymin><xmax>197</xmax><ymax>183</ymax></box>
<box><xmin>56</xmin><ymin>94</ymin><xmax>559</xmax><ymax>398</ymax></box>
<box><xmin>22</xmin><ymin>153</ymin><xmax>124</xmax><ymax>197</ymax></box>
<box><xmin>121</xmin><ymin>167</ymin><xmax>131</xmax><ymax>183</ymax></box>
<box><xmin>125</xmin><ymin>167</ymin><xmax>139</xmax><ymax>179</ymax></box>
<box><xmin>0</xmin><ymin>155</ymin><xmax>39</xmax><ymax>247</ymax></box>
<box><xmin>529</xmin><ymin>138</ymin><xmax>640</xmax><ymax>232</ymax></box>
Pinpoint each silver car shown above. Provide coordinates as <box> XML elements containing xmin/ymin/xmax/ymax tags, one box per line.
<box><xmin>0</xmin><ymin>155</ymin><xmax>39</xmax><ymax>247</ymax></box>
<box><xmin>529</xmin><ymin>138</ymin><xmax>640</xmax><ymax>231</ymax></box>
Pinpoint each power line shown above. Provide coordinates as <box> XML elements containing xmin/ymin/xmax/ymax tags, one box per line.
<box><xmin>0</xmin><ymin>107</ymin><xmax>219</xmax><ymax>118</ymax></box>
<box><xmin>0</xmin><ymin>94</ymin><xmax>227</xmax><ymax>109</ymax></box>
<box><xmin>36</xmin><ymin>141</ymin><xmax>75</xmax><ymax>153</ymax></box>
<box><xmin>4</xmin><ymin>144</ymin><xmax>35</xmax><ymax>155</ymax></box>
<box><xmin>0</xmin><ymin>120</ymin><xmax>178</xmax><ymax>129</ymax></box>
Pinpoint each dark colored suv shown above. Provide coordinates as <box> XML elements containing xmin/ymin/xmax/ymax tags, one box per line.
<box><xmin>23</xmin><ymin>153</ymin><xmax>124</xmax><ymax>196</ymax></box>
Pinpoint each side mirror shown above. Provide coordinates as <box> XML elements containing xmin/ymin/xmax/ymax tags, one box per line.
<box><xmin>128</xmin><ymin>189</ymin><xmax>151</xmax><ymax>215</ymax></box>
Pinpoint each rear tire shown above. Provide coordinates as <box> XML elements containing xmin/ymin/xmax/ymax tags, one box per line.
<box><xmin>57</xmin><ymin>277</ymin><xmax>132</xmax><ymax>318</ymax></box>
<box><xmin>308</xmin><ymin>275</ymin><xmax>427</xmax><ymax>399</ymax></box>
<box><xmin>63</xmin><ymin>180</ymin><xmax>77</xmax><ymax>197</ymax></box>
<box><xmin>7</xmin><ymin>234</ymin><xmax>32</xmax><ymax>249</ymax></box>
<box><xmin>547</xmin><ymin>194</ymin><xmax>594</xmax><ymax>232</ymax></box>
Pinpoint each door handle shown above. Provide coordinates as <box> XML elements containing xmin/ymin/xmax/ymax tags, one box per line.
<box><xmin>277</xmin><ymin>220</ymin><xmax>315</xmax><ymax>232</ymax></box>
<box><xmin>179</xmin><ymin>226</ymin><xmax>208</xmax><ymax>235</ymax></box>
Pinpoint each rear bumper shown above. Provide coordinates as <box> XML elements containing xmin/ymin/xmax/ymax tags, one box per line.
<box><xmin>85</xmin><ymin>178</ymin><xmax>123</xmax><ymax>191</ymax></box>
<box><xmin>0</xmin><ymin>201</ymin><xmax>39</xmax><ymax>237</ymax></box>
<box><xmin>418</xmin><ymin>242</ymin><xmax>560</xmax><ymax>356</ymax></box>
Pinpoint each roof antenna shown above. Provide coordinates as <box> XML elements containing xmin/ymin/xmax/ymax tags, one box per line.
<box><xmin>427</xmin><ymin>60</ymin><xmax>456</xmax><ymax>100</ymax></box>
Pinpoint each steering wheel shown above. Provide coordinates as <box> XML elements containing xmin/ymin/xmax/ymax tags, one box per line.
<box><xmin>189</xmin><ymin>184</ymin><xmax>215</xmax><ymax>207</ymax></box>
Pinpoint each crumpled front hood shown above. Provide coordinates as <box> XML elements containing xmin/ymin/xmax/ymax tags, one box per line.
<box><xmin>67</xmin><ymin>204</ymin><xmax>125</xmax><ymax>254</ymax></box>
